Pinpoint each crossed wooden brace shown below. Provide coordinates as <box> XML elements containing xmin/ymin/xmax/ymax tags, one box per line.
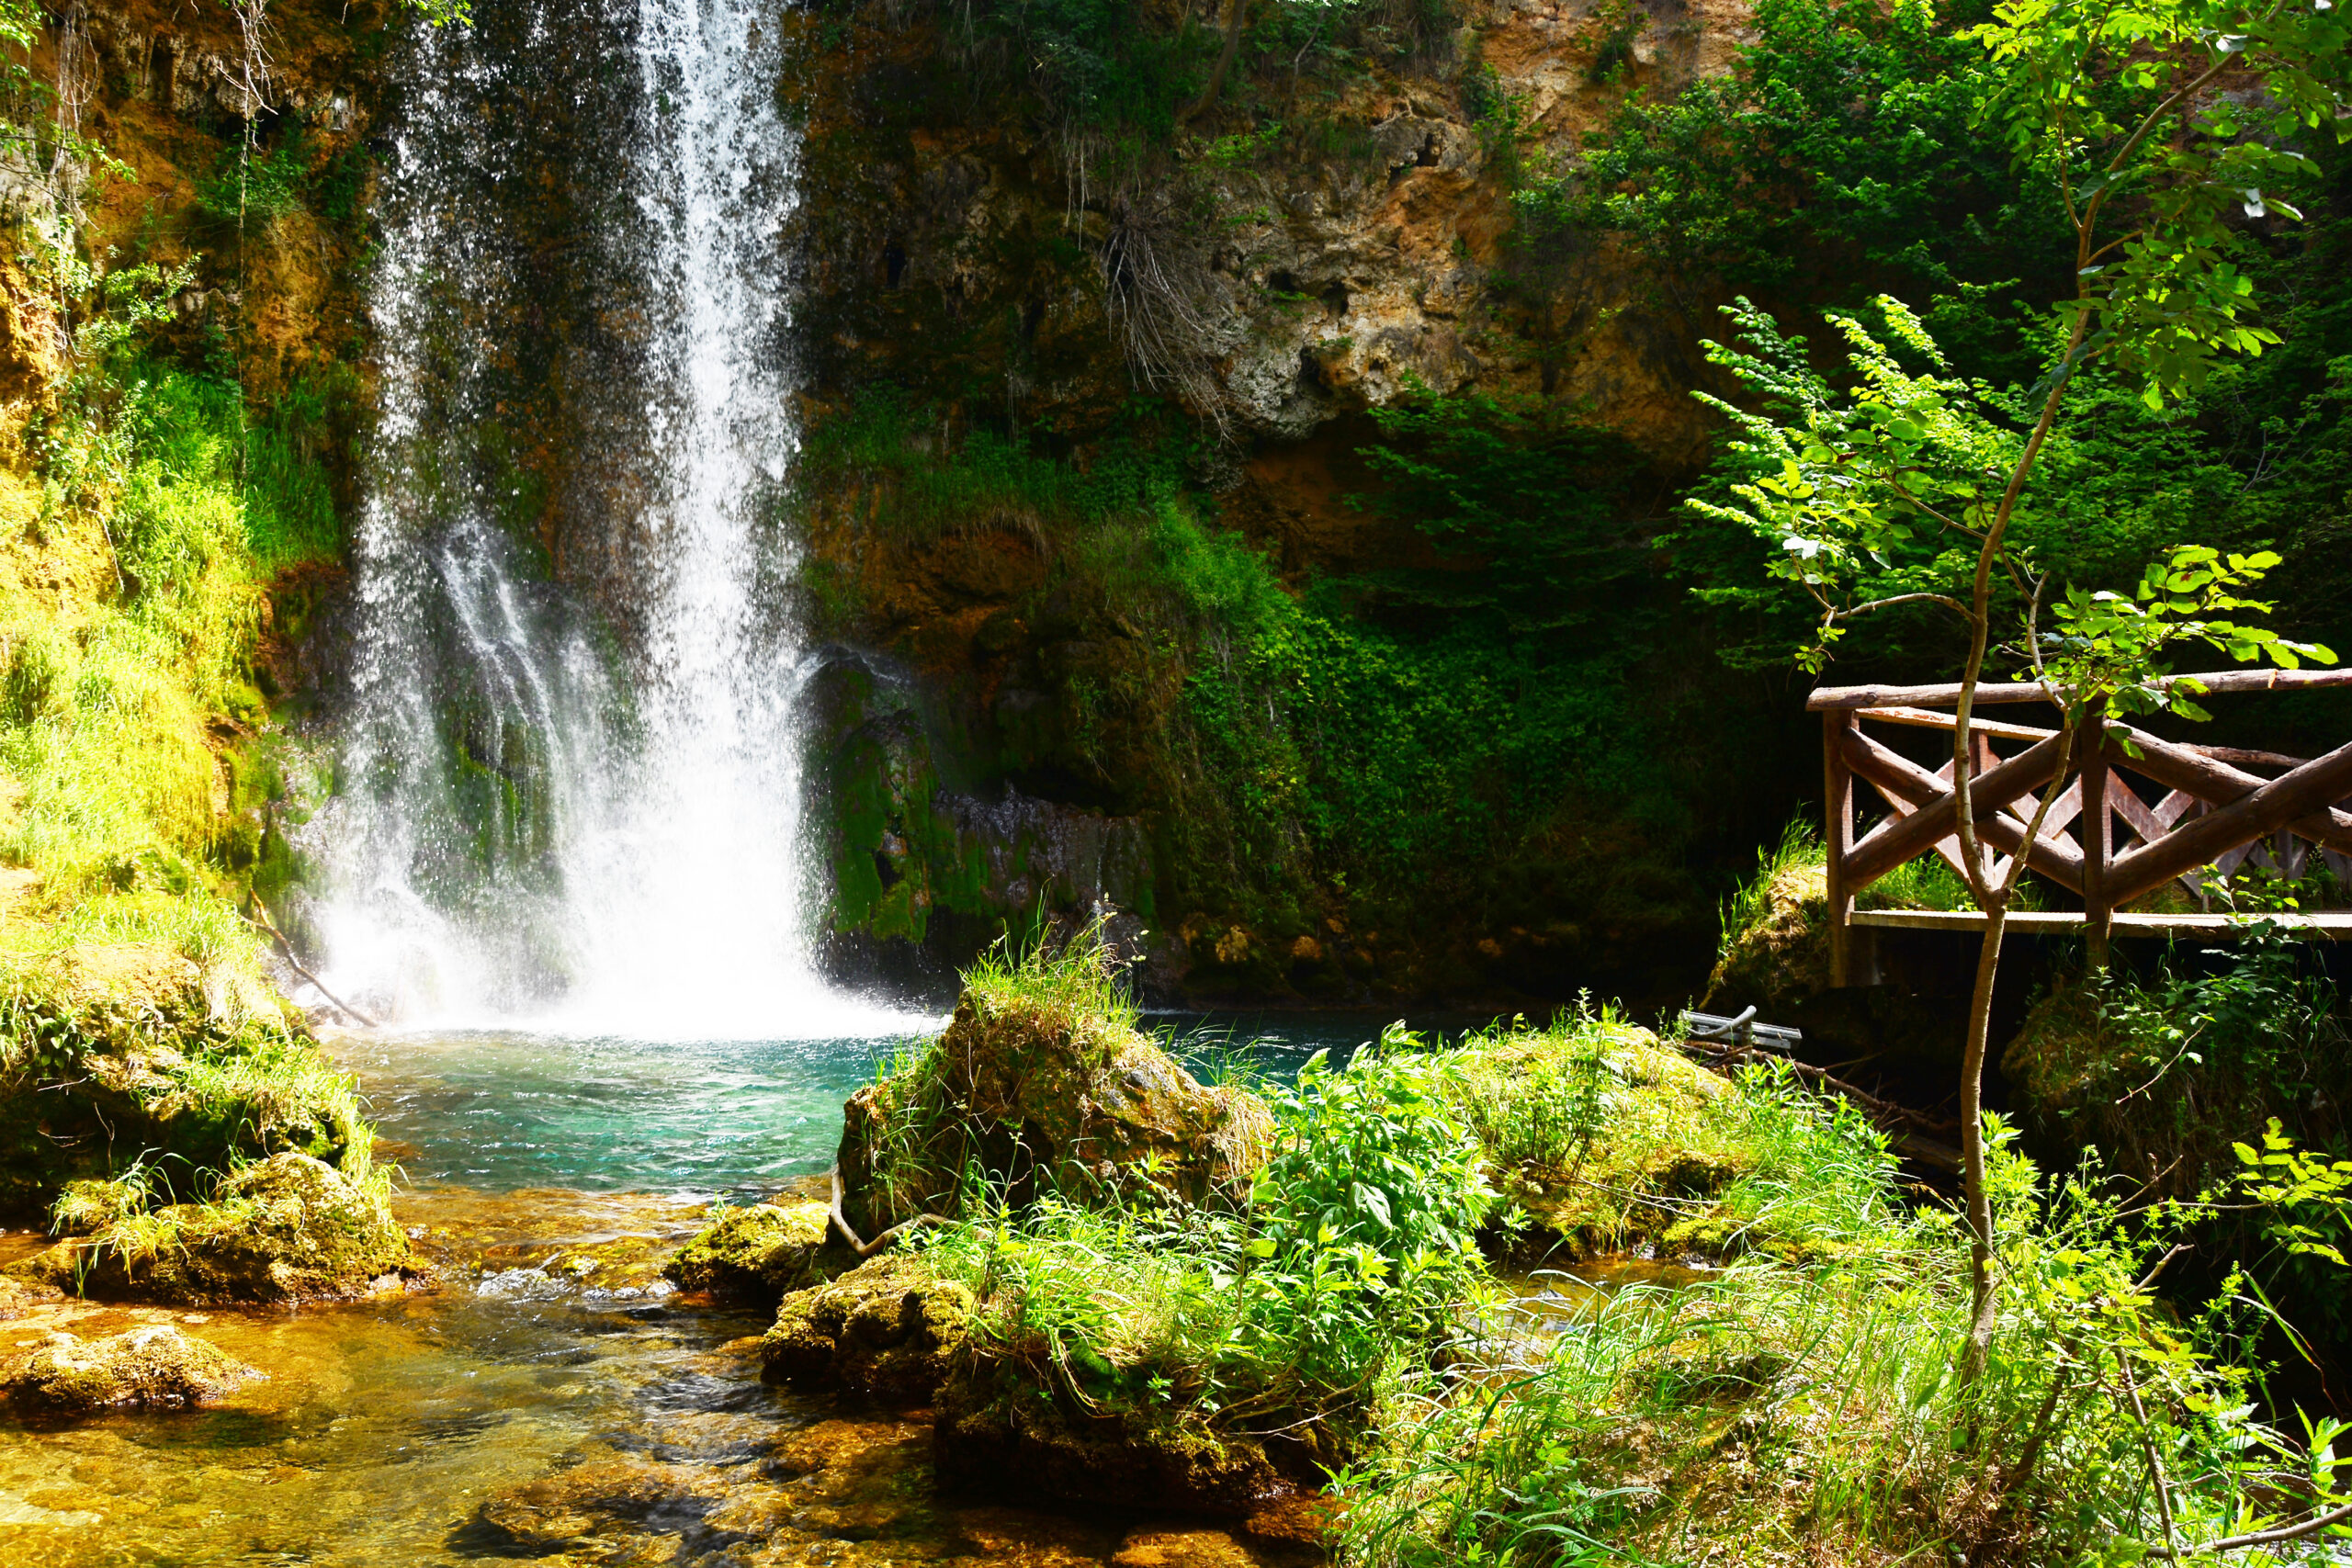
<box><xmin>1838</xmin><ymin>724</ymin><xmax>2352</xmax><ymax>908</ymax></box>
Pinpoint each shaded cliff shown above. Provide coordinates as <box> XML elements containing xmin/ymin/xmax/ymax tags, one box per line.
<box><xmin>777</xmin><ymin>0</ymin><xmax>1803</xmax><ymax>1005</ymax></box>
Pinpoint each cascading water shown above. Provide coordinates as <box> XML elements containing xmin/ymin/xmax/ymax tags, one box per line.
<box><xmin>300</xmin><ymin>0</ymin><xmax>891</xmax><ymax>1038</ymax></box>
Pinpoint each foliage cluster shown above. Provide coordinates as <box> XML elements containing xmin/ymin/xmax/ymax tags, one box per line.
<box><xmin>921</xmin><ymin>1037</ymin><xmax>1494</xmax><ymax>1430</ymax></box>
<box><xmin>803</xmin><ymin>387</ymin><xmax>1682</xmax><ymax>932</ymax></box>
<box><xmin>1340</xmin><ymin>1126</ymin><xmax>2352</xmax><ymax>1565</ymax></box>
<box><xmin>5</xmin><ymin>356</ymin><xmax>340</xmax><ymax>920</ymax></box>
<box><xmin>2005</xmin><ymin>930</ymin><xmax>2352</xmax><ymax>1342</ymax></box>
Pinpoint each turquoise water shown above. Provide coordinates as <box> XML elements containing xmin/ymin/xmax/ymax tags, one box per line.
<box><xmin>334</xmin><ymin>1012</ymin><xmax>1391</xmax><ymax>1194</ymax></box>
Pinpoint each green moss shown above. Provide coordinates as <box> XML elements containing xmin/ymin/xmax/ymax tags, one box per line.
<box><xmin>9</xmin><ymin>1151</ymin><xmax>410</xmax><ymax>1305</ymax></box>
<box><xmin>664</xmin><ymin>1200</ymin><xmax>837</xmax><ymax>1303</ymax></box>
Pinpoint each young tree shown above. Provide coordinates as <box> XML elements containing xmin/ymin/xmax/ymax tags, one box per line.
<box><xmin>1686</xmin><ymin>0</ymin><xmax>2351</xmax><ymax>1383</ymax></box>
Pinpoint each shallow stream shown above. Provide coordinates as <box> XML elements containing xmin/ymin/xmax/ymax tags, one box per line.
<box><xmin>0</xmin><ymin>1017</ymin><xmax>1385</xmax><ymax>1567</ymax></box>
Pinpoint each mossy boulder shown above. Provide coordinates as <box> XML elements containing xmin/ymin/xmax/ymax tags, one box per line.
<box><xmin>663</xmin><ymin>1199</ymin><xmax>839</xmax><ymax>1303</ymax></box>
<box><xmin>1451</xmin><ymin>1024</ymin><xmax>1761</xmax><ymax>1258</ymax></box>
<box><xmin>1702</xmin><ymin>857</ymin><xmax>1970</xmax><ymax>1072</ymax></box>
<box><xmin>6</xmin><ymin>1152</ymin><xmax>413</xmax><ymax>1304</ymax></box>
<box><xmin>836</xmin><ymin>982</ymin><xmax>1273</xmax><ymax>1237</ymax></box>
<box><xmin>760</xmin><ymin>1253</ymin><xmax>974</xmax><ymax>1404</ymax></box>
<box><xmin>3</xmin><ymin>1325</ymin><xmax>258</xmax><ymax>1412</ymax></box>
<box><xmin>934</xmin><ymin>1360</ymin><xmax>1296</xmax><ymax>1518</ymax></box>
<box><xmin>0</xmin><ymin>944</ymin><xmax>368</xmax><ymax>1219</ymax></box>
<box><xmin>1704</xmin><ymin>862</ymin><xmax>1832</xmax><ymax>1017</ymax></box>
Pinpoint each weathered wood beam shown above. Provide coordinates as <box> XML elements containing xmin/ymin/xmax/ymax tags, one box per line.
<box><xmin>2105</xmin><ymin>726</ymin><xmax>2352</xmax><ymax>853</ymax></box>
<box><xmin>1862</xmin><ymin>705</ymin><xmax>2319</xmax><ymax>774</ymax></box>
<box><xmin>1856</xmin><ymin>705</ymin><xmax>2058</xmax><ymax>743</ymax></box>
<box><xmin>1825</xmin><ymin>711</ymin><xmax>1855</xmax><ymax>988</ymax></box>
<box><xmin>2106</xmin><ymin>739</ymin><xmax>2352</xmax><ymax>905</ymax></box>
<box><xmin>1841</xmin><ymin>730</ymin><xmax>2073</xmax><ymax>890</ymax></box>
<box><xmin>1843</xmin><ymin>729</ymin><xmax>2086</xmax><ymax>893</ymax></box>
<box><xmin>1808</xmin><ymin>667</ymin><xmax>2352</xmax><ymax>711</ymax></box>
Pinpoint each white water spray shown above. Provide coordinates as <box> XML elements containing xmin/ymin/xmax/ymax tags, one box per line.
<box><xmin>301</xmin><ymin>0</ymin><xmax>905</xmax><ymax>1038</ymax></box>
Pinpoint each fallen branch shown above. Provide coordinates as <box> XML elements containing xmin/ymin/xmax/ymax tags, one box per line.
<box><xmin>828</xmin><ymin>1163</ymin><xmax>949</xmax><ymax>1258</ymax></box>
<box><xmin>2143</xmin><ymin>1498</ymin><xmax>2352</xmax><ymax>1559</ymax></box>
<box><xmin>244</xmin><ymin>898</ymin><xmax>379</xmax><ymax>1029</ymax></box>
<box><xmin>1687</xmin><ymin>1041</ymin><xmax>1962</xmax><ymax>1171</ymax></box>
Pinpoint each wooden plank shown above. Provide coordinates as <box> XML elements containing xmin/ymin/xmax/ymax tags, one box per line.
<box><xmin>1856</xmin><ymin>705</ymin><xmax>2057</xmax><ymax>743</ymax></box>
<box><xmin>1842</xmin><ymin>731</ymin><xmax>2072</xmax><ymax>890</ymax></box>
<box><xmin>2106</xmin><ymin>739</ymin><xmax>2352</xmax><ymax>905</ymax></box>
<box><xmin>1808</xmin><ymin>667</ymin><xmax>2352</xmax><ymax>711</ymax></box>
<box><xmin>2081</xmin><ymin>700</ymin><xmax>2110</xmax><ymax>966</ymax></box>
<box><xmin>1811</xmin><ymin>681</ymin><xmax>2058</xmax><ymax>712</ymax></box>
<box><xmin>1842</xmin><ymin>729</ymin><xmax>2085</xmax><ymax>892</ymax></box>
<box><xmin>1851</xmin><ymin>909</ymin><xmax>2352</xmax><ymax>938</ymax></box>
<box><xmin>2105</xmin><ymin>726</ymin><xmax>2352</xmax><ymax>853</ymax></box>
<box><xmin>2201</xmin><ymin>746</ymin><xmax>2311</xmax><ymax>772</ymax></box>
<box><xmin>1825</xmin><ymin>712</ymin><xmax>1854</xmax><ymax>988</ymax></box>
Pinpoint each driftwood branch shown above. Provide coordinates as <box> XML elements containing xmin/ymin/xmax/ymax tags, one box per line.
<box><xmin>245</xmin><ymin>899</ymin><xmax>379</xmax><ymax>1029</ymax></box>
<box><xmin>828</xmin><ymin>1164</ymin><xmax>949</xmax><ymax>1258</ymax></box>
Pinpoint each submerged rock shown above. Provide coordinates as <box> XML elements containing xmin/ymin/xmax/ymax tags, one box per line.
<box><xmin>3</xmin><ymin>1325</ymin><xmax>258</xmax><ymax>1412</ymax></box>
<box><xmin>835</xmin><ymin>983</ymin><xmax>1273</xmax><ymax>1237</ymax></box>
<box><xmin>760</xmin><ymin>1253</ymin><xmax>972</xmax><ymax>1404</ymax></box>
<box><xmin>663</xmin><ymin>1199</ymin><xmax>837</xmax><ymax>1303</ymax></box>
<box><xmin>6</xmin><ymin>1152</ymin><xmax>413</xmax><ymax>1305</ymax></box>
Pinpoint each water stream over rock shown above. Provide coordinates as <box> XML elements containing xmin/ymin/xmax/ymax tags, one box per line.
<box><xmin>298</xmin><ymin>0</ymin><xmax>887</xmax><ymax>1039</ymax></box>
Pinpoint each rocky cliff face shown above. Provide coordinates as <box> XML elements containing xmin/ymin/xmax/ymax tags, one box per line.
<box><xmin>784</xmin><ymin>0</ymin><xmax>1767</xmax><ymax>1002</ymax></box>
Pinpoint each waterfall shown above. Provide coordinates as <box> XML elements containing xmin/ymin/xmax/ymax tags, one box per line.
<box><xmin>300</xmin><ymin>0</ymin><xmax>888</xmax><ymax>1038</ymax></box>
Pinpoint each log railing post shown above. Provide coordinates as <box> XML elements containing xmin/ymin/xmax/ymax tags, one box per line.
<box><xmin>2081</xmin><ymin>702</ymin><xmax>2110</xmax><ymax>970</ymax></box>
<box><xmin>1826</xmin><ymin>709</ymin><xmax>1855</xmax><ymax>987</ymax></box>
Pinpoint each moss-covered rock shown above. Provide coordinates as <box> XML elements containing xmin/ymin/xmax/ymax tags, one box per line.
<box><xmin>934</xmin><ymin>1360</ymin><xmax>1295</xmax><ymax>1518</ymax></box>
<box><xmin>836</xmin><ymin>978</ymin><xmax>1272</xmax><ymax>1236</ymax></box>
<box><xmin>6</xmin><ymin>1152</ymin><xmax>413</xmax><ymax>1304</ymax></box>
<box><xmin>760</xmin><ymin>1252</ymin><xmax>974</xmax><ymax>1404</ymax></box>
<box><xmin>1704</xmin><ymin>862</ymin><xmax>1832</xmax><ymax>1017</ymax></box>
<box><xmin>0</xmin><ymin>947</ymin><xmax>368</xmax><ymax>1219</ymax></box>
<box><xmin>663</xmin><ymin>1199</ymin><xmax>838</xmax><ymax>1303</ymax></box>
<box><xmin>3</xmin><ymin>1325</ymin><xmax>259</xmax><ymax>1412</ymax></box>
<box><xmin>1450</xmin><ymin>1022</ymin><xmax>1761</xmax><ymax>1258</ymax></box>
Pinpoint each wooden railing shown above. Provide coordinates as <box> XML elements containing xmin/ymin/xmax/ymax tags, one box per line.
<box><xmin>1809</xmin><ymin>670</ymin><xmax>2352</xmax><ymax>986</ymax></box>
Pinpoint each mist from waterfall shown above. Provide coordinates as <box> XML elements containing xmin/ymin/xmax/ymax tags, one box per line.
<box><xmin>300</xmin><ymin>0</ymin><xmax>896</xmax><ymax>1038</ymax></box>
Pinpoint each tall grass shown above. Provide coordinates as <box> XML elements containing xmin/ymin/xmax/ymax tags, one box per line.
<box><xmin>960</xmin><ymin>919</ymin><xmax>1142</xmax><ymax>1036</ymax></box>
<box><xmin>1718</xmin><ymin>818</ymin><xmax>1820</xmax><ymax>959</ymax></box>
<box><xmin>1339</xmin><ymin>1124</ymin><xmax>2351</xmax><ymax>1566</ymax></box>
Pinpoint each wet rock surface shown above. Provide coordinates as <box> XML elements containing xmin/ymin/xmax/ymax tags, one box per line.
<box><xmin>761</xmin><ymin>1253</ymin><xmax>974</xmax><ymax>1405</ymax></box>
<box><xmin>2</xmin><ymin>1325</ymin><xmax>259</xmax><ymax>1413</ymax></box>
<box><xmin>0</xmin><ymin>1180</ymin><xmax>1324</xmax><ymax>1566</ymax></box>
<box><xmin>935</xmin><ymin>1367</ymin><xmax>1297</xmax><ymax>1520</ymax></box>
<box><xmin>665</xmin><ymin>1197</ymin><xmax>842</xmax><ymax>1303</ymax></box>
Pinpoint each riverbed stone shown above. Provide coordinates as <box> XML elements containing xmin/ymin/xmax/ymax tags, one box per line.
<box><xmin>759</xmin><ymin>1252</ymin><xmax>972</xmax><ymax>1404</ymax></box>
<box><xmin>3</xmin><ymin>1325</ymin><xmax>258</xmax><ymax>1412</ymax></box>
<box><xmin>663</xmin><ymin>1199</ymin><xmax>837</xmax><ymax>1303</ymax></box>
<box><xmin>6</xmin><ymin>1152</ymin><xmax>413</xmax><ymax>1305</ymax></box>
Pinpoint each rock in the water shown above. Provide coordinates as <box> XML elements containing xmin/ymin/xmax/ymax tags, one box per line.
<box><xmin>664</xmin><ymin>1200</ymin><xmax>835</xmax><ymax>1303</ymax></box>
<box><xmin>835</xmin><ymin>984</ymin><xmax>1273</xmax><ymax>1236</ymax></box>
<box><xmin>3</xmin><ymin>1325</ymin><xmax>257</xmax><ymax>1412</ymax></box>
<box><xmin>5</xmin><ymin>1152</ymin><xmax>413</xmax><ymax>1304</ymax></box>
<box><xmin>760</xmin><ymin>1253</ymin><xmax>972</xmax><ymax>1404</ymax></box>
<box><xmin>935</xmin><ymin>1361</ymin><xmax>1292</xmax><ymax>1517</ymax></box>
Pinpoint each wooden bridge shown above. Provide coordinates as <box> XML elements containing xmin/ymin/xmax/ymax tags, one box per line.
<box><xmin>1812</xmin><ymin>670</ymin><xmax>2352</xmax><ymax>987</ymax></box>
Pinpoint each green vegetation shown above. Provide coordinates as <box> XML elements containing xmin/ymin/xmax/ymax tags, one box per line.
<box><xmin>2007</xmin><ymin>931</ymin><xmax>2352</xmax><ymax>1345</ymax></box>
<box><xmin>1340</xmin><ymin>1125</ymin><xmax>2350</xmax><ymax>1563</ymax></box>
<box><xmin>801</xmin><ymin>386</ymin><xmax>1691</xmax><ymax>969</ymax></box>
<box><xmin>815</xmin><ymin>950</ymin><xmax>2352</xmax><ymax>1560</ymax></box>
